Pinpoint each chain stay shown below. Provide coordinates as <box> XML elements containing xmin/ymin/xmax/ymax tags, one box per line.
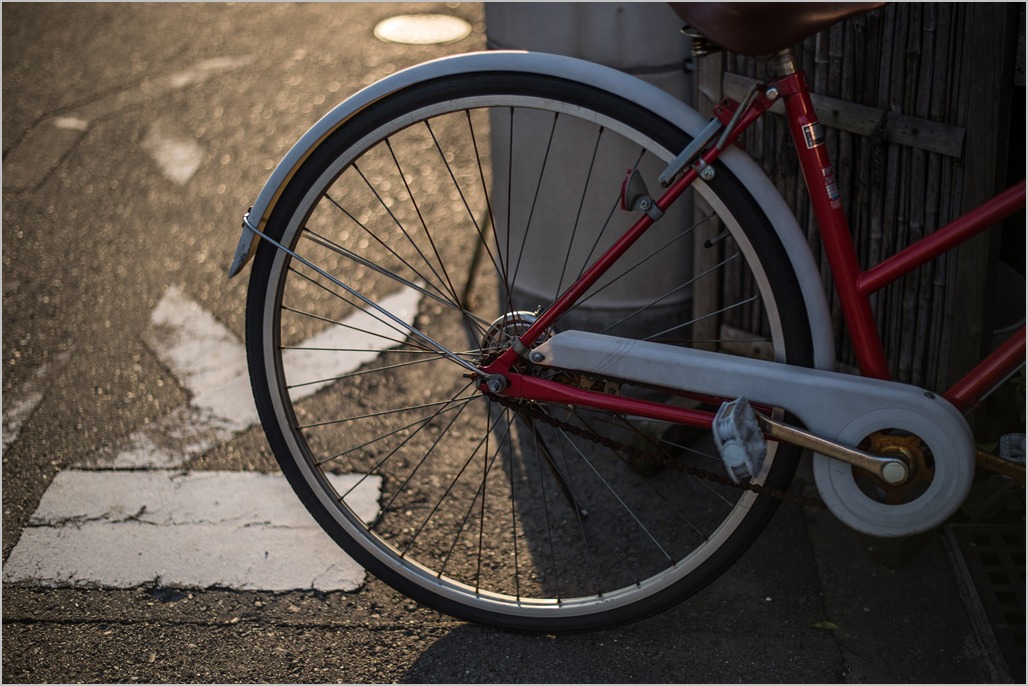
<box><xmin>488</xmin><ymin>393</ymin><xmax>825</xmax><ymax>509</ymax></box>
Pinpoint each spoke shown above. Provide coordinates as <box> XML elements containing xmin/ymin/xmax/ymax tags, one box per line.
<box><xmin>508</xmin><ymin>407</ymin><xmax>523</xmax><ymax>601</ymax></box>
<box><xmin>655</xmin><ymin>433</ymin><xmax>748</xmax><ymax>508</ymax></box>
<box><xmin>541</xmin><ymin>407</ymin><xmax>637</xmax><ymax>587</ymax></box>
<box><xmin>433</xmin><ymin>405</ymin><xmax>514</xmax><ymax>584</ymax></box>
<box><xmin>475</xmin><ymin>403</ymin><xmax>492</xmax><ymax>592</ymax></box>
<box><xmin>282</xmin><ymin>302</ymin><xmax>392</xmax><ymax>335</ymax></box>
<box><xmin>404</xmin><ymin>401</ymin><xmax>512</xmax><ymax>564</ymax></box>
<box><xmin>459</xmin><ymin>109</ymin><xmax>511</xmax><ymax>324</ymax></box>
<box><xmin>384</xmin><ymin>137</ymin><xmax>465</xmax><ymax>308</ymax></box>
<box><xmin>280</xmin><ymin>299</ymin><xmax>420</xmax><ymax>353</ymax></box>
<box><xmin>523</xmin><ymin>411</ymin><xmax>566</xmax><ymax>600</ymax></box>
<box><xmin>316</xmin><ymin>386</ymin><xmax>477</xmax><ymax>470</ymax></box>
<box><xmin>543</xmin><ymin>417</ymin><xmax>606</xmax><ymax>596</ymax></box>
<box><xmin>376</xmin><ymin>113</ymin><xmax>501</xmax><ymax>341</ymax></box>
<box><xmin>573</xmin><ymin>209</ymin><xmax>718</xmax><ymax>312</ymax></box>
<box><xmin>370</xmin><ymin>387</ymin><xmax>482</xmax><ymax>532</ymax></box>
<box><xmin>247</xmin><ymin>221</ymin><xmax>483</xmax><ymax>376</ymax></box>
<box><xmin>499</xmin><ymin>108</ymin><xmax>515</xmax><ymax>314</ymax></box>
<box><xmin>554</xmin><ymin>423</ymin><xmax>674</xmax><ymax>564</ymax></box>
<box><xmin>299</xmin><ymin>229</ymin><xmax>494</xmax><ymax>339</ymax></box>
<box><xmin>555</xmin><ymin>125</ymin><xmax>606</xmax><ymax>300</ymax></box>
<box><xmin>319</xmin><ymin>191</ymin><xmax>454</xmax><ymax>306</ymax></box>
<box><xmin>571</xmin><ymin>148</ymin><xmax>647</xmax><ymax>286</ymax></box>
<box><xmin>348</xmin><ymin>163</ymin><xmax>458</xmax><ymax>303</ymax></box>
<box><xmin>300</xmin><ymin>229</ymin><xmax>493</xmax><ymax>345</ymax></box>
<box><xmin>579</xmin><ymin>411</ymin><xmax>734</xmax><ymax>533</ymax></box>
<box><xmin>424</xmin><ymin>117</ymin><xmax>509</xmax><ymax>307</ymax></box>
<box><xmin>646</xmin><ymin>293</ymin><xmax>761</xmax><ymax>342</ymax></box>
<box><xmin>285</xmin><ymin>352</ymin><xmax>469</xmax><ymax>392</ymax></box>
<box><xmin>333</xmin><ymin>394</ymin><xmax>477</xmax><ymax>505</ymax></box>
<box><xmin>285</xmin><ymin>264</ymin><xmax>436</xmax><ymax>357</ymax></box>
<box><xmin>599</xmin><ymin>251</ymin><xmax>741</xmax><ymax>337</ymax></box>
<box><xmin>297</xmin><ymin>393</ymin><xmax>479</xmax><ymax>430</ymax></box>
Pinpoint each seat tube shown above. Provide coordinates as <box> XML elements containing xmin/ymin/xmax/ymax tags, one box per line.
<box><xmin>774</xmin><ymin>56</ymin><xmax>890</xmax><ymax>379</ymax></box>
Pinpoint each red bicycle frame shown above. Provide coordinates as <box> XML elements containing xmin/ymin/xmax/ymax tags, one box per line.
<box><xmin>482</xmin><ymin>64</ymin><xmax>1026</xmax><ymax>429</ymax></box>
<box><xmin>771</xmin><ymin>71</ymin><xmax>1026</xmax><ymax>410</ymax></box>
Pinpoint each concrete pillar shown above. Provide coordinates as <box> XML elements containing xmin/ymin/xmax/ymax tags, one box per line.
<box><xmin>485</xmin><ymin>3</ymin><xmax>693</xmax><ymax>101</ymax></box>
<box><xmin>485</xmin><ymin>3</ymin><xmax>696</xmax><ymax>337</ymax></box>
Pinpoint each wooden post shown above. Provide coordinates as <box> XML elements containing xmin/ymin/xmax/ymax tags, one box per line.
<box><xmin>692</xmin><ymin>52</ymin><xmax>724</xmax><ymax>352</ymax></box>
<box><xmin>948</xmin><ymin>3</ymin><xmax>1018</xmax><ymax>390</ymax></box>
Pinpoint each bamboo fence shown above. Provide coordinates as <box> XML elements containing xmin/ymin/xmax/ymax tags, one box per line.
<box><xmin>712</xmin><ymin>2</ymin><xmax>1020</xmax><ymax>391</ymax></box>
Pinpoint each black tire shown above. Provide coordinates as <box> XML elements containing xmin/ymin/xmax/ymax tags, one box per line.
<box><xmin>245</xmin><ymin>72</ymin><xmax>814</xmax><ymax>632</ymax></box>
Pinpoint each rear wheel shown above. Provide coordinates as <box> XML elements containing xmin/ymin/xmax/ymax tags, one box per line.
<box><xmin>246</xmin><ymin>72</ymin><xmax>814</xmax><ymax>631</ymax></box>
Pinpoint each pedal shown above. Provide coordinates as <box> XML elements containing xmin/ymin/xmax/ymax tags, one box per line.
<box><xmin>712</xmin><ymin>397</ymin><xmax>766</xmax><ymax>483</ymax></box>
<box><xmin>999</xmin><ymin>433</ymin><xmax>1026</xmax><ymax>464</ymax></box>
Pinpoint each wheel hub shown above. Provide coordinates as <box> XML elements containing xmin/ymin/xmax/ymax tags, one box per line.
<box><xmin>480</xmin><ymin>311</ymin><xmax>546</xmax><ymax>358</ymax></box>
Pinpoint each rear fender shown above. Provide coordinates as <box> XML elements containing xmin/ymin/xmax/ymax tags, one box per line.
<box><xmin>229</xmin><ymin>50</ymin><xmax>835</xmax><ymax>370</ymax></box>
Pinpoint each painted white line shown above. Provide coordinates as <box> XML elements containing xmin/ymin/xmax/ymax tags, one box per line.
<box><xmin>2</xmin><ymin>351</ymin><xmax>71</xmax><ymax>453</ymax></box>
<box><xmin>3</xmin><ymin>470</ymin><xmax>380</xmax><ymax>592</ymax></box>
<box><xmin>2</xmin><ymin>55</ymin><xmax>252</xmax><ymax>190</ymax></box>
<box><xmin>2</xmin><ymin>393</ymin><xmax>45</xmax><ymax>453</ymax></box>
<box><xmin>141</xmin><ymin>121</ymin><xmax>205</xmax><ymax>185</ymax></box>
<box><xmin>53</xmin><ymin>116</ymin><xmax>89</xmax><ymax>131</ymax></box>
<box><xmin>74</xmin><ymin>56</ymin><xmax>256</xmax><ymax>122</ymax></box>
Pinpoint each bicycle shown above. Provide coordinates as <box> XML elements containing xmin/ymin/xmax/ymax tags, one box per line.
<box><xmin>228</xmin><ymin>3</ymin><xmax>1026</xmax><ymax>632</ymax></box>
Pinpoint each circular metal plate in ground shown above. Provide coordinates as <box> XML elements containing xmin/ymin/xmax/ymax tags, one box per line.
<box><xmin>373</xmin><ymin>14</ymin><xmax>472</xmax><ymax>45</ymax></box>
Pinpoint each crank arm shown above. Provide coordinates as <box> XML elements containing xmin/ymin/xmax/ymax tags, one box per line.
<box><xmin>753</xmin><ymin>411</ymin><xmax>908</xmax><ymax>484</ymax></box>
<box><xmin>712</xmin><ymin>397</ymin><xmax>907</xmax><ymax>484</ymax></box>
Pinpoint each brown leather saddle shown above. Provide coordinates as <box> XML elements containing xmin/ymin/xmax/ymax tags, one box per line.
<box><xmin>669</xmin><ymin>2</ymin><xmax>885</xmax><ymax>56</ymax></box>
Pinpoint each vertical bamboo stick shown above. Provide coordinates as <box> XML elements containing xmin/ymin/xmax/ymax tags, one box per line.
<box><xmin>911</xmin><ymin>4</ymin><xmax>939</xmax><ymax>386</ymax></box>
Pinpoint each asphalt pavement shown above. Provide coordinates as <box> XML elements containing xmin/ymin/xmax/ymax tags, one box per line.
<box><xmin>2</xmin><ymin>3</ymin><xmax>1018</xmax><ymax>683</ymax></box>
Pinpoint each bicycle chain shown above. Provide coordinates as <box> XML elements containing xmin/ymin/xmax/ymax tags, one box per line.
<box><xmin>488</xmin><ymin>392</ymin><xmax>826</xmax><ymax>510</ymax></box>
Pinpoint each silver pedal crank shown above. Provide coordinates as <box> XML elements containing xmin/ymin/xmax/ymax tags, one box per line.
<box><xmin>712</xmin><ymin>397</ymin><xmax>910</xmax><ymax>485</ymax></box>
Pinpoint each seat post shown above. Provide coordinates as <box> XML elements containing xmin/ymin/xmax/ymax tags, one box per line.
<box><xmin>774</xmin><ymin>48</ymin><xmax>799</xmax><ymax>77</ymax></box>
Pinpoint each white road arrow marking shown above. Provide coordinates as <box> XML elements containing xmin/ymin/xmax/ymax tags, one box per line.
<box><xmin>2</xmin><ymin>351</ymin><xmax>71</xmax><ymax>453</ymax></box>
<box><xmin>144</xmin><ymin>285</ymin><xmax>255</xmax><ymax>432</ymax></box>
<box><xmin>94</xmin><ymin>284</ymin><xmax>421</xmax><ymax>468</ymax></box>
<box><xmin>2</xmin><ymin>470</ymin><xmax>380</xmax><ymax>592</ymax></box>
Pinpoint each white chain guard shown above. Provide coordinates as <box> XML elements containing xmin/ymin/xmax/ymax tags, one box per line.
<box><xmin>531</xmin><ymin>330</ymin><xmax>975</xmax><ymax>536</ymax></box>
